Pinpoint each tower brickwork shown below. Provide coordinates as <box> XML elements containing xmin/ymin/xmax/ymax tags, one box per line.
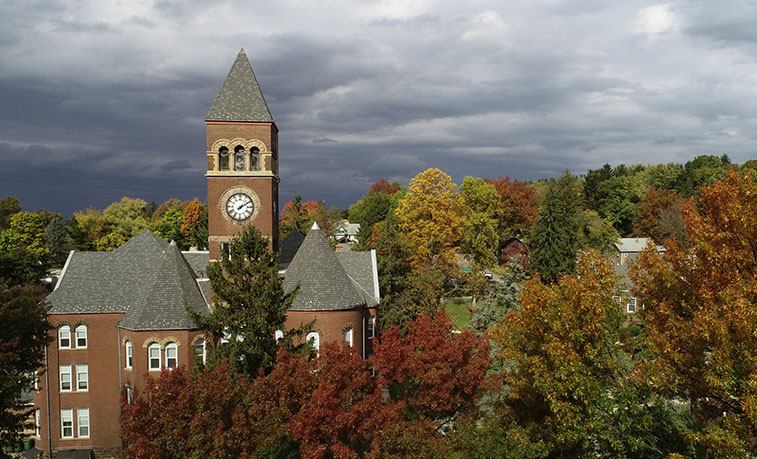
<box><xmin>206</xmin><ymin>49</ymin><xmax>279</xmax><ymax>262</ymax></box>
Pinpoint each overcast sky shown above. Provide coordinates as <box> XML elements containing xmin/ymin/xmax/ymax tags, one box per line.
<box><xmin>1</xmin><ymin>0</ymin><xmax>756</xmax><ymax>216</ymax></box>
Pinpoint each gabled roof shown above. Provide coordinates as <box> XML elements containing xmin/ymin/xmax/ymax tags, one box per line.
<box><xmin>47</xmin><ymin>230</ymin><xmax>211</xmax><ymax>330</ymax></box>
<box><xmin>206</xmin><ymin>48</ymin><xmax>274</xmax><ymax>123</ymax></box>
<box><xmin>283</xmin><ymin>223</ymin><xmax>365</xmax><ymax>311</ymax></box>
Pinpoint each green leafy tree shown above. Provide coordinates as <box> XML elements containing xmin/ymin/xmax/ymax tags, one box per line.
<box><xmin>0</xmin><ymin>284</ymin><xmax>52</xmax><ymax>449</ymax></box>
<box><xmin>675</xmin><ymin>154</ymin><xmax>731</xmax><ymax>196</ymax></box>
<box><xmin>152</xmin><ymin>208</ymin><xmax>185</xmax><ymax>248</ymax></box>
<box><xmin>103</xmin><ymin>197</ymin><xmax>149</xmax><ymax>239</ymax></box>
<box><xmin>94</xmin><ymin>232</ymin><xmax>126</xmax><ymax>252</ymax></box>
<box><xmin>349</xmin><ymin>191</ymin><xmax>394</xmax><ymax>249</ymax></box>
<box><xmin>470</xmin><ymin>258</ymin><xmax>527</xmax><ymax>335</ymax></box>
<box><xmin>192</xmin><ymin>224</ymin><xmax>299</xmax><ymax>378</ymax></box>
<box><xmin>529</xmin><ymin>171</ymin><xmax>583</xmax><ymax>283</ymax></box>
<box><xmin>578</xmin><ymin>209</ymin><xmax>620</xmax><ymax>254</ymax></box>
<box><xmin>0</xmin><ymin>196</ymin><xmax>21</xmax><ymax>231</ymax></box>
<box><xmin>70</xmin><ymin>208</ymin><xmax>108</xmax><ymax>250</ymax></box>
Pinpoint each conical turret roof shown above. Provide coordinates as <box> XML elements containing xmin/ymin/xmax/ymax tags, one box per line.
<box><xmin>206</xmin><ymin>48</ymin><xmax>273</xmax><ymax>122</ymax></box>
<box><xmin>283</xmin><ymin>223</ymin><xmax>365</xmax><ymax>311</ymax></box>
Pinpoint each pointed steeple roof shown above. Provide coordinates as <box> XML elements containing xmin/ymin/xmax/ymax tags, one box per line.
<box><xmin>283</xmin><ymin>224</ymin><xmax>365</xmax><ymax>311</ymax></box>
<box><xmin>206</xmin><ymin>48</ymin><xmax>274</xmax><ymax>123</ymax></box>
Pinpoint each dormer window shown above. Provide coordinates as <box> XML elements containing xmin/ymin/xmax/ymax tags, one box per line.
<box><xmin>234</xmin><ymin>146</ymin><xmax>245</xmax><ymax>171</ymax></box>
<box><xmin>250</xmin><ymin>147</ymin><xmax>260</xmax><ymax>171</ymax></box>
<box><xmin>219</xmin><ymin>147</ymin><xmax>230</xmax><ymax>171</ymax></box>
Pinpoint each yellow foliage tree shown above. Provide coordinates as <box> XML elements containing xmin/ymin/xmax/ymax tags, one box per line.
<box><xmin>395</xmin><ymin>168</ymin><xmax>465</xmax><ymax>274</ymax></box>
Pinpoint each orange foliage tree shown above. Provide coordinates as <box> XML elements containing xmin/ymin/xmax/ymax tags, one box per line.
<box><xmin>485</xmin><ymin>176</ymin><xmax>539</xmax><ymax>237</ymax></box>
<box><xmin>631</xmin><ymin>171</ymin><xmax>757</xmax><ymax>456</ymax></box>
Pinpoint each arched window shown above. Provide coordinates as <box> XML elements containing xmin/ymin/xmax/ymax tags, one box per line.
<box><xmin>125</xmin><ymin>340</ymin><xmax>133</xmax><ymax>369</ymax></box>
<box><xmin>306</xmin><ymin>331</ymin><xmax>320</xmax><ymax>354</ymax></box>
<box><xmin>148</xmin><ymin>343</ymin><xmax>161</xmax><ymax>370</ymax></box>
<box><xmin>194</xmin><ymin>339</ymin><xmax>206</xmax><ymax>364</ymax></box>
<box><xmin>165</xmin><ymin>342</ymin><xmax>178</xmax><ymax>370</ymax></box>
<box><xmin>250</xmin><ymin>147</ymin><xmax>260</xmax><ymax>171</ymax></box>
<box><xmin>343</xmin><ymin>327</ymin><xmax>353</xmax><ymax>347</ymax></box>
<box><xmin>59</xmin><ymin>325</ymin><xmax>71</xmax><ymax>349</ymax></box>
<box><xmin>219</xmin><ymin>147</ymin><xmax>230</xmax><ymax>171</ymax></box>
<box><xmin>75</xmin><ymin>325</ymin><xmax>87</xmax><ymax>348</ymax></box>
<box><xmin>234</xmin><ymin>145</ymin><xmax>245</xmax><ymax>171</ymax></box>
<box><xmin>275</xmin><ymin>330</ymin><xmax>284</xmax><ymax>342</ymax></box>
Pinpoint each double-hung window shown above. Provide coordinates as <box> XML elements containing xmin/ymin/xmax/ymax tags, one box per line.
<box><xmin>343</xmin><ymin>327</ymin><xmax>353</xmax><ymax>347</ymax></box>
<box><xmin>60</xmin><ymin>365</ymin><xmax>72</xmax><ymax>391</ymax></box>
<box><xmin>59</xmin><ymin>326</ymin><xmax>71</xmax><ymax>349</ymax></box>
<box><xmin>76</xmin><ymin>365</ymin><xmax>88</xmax><ymax>391</ymax></box>
<box><xmin>125</xmin><ymin>340</ymin><xmax>133</xmax><ymax>369</ymax></box>
<box><xmin>368</xmin><ymin>317</ymin><xmax>376</xmax><ymax>339</ymax></box>
<box><xmin>75</xmin><ymin>325</ymin><xmax>87</xmax><ymax>348</ymax></box>
<box><xmin>61</xmin><ymin>409</ymin><xmax>73</xmax><ymax>439</ymax></box>
<box><xmin>627</xmin><ymin>297</ymin><xmax>637</xmax><ymax>314</ymax></box>
<box><xmin>165</xmin><ymin>343</ymin><xmax>177</xmax><ymax>370</ymax></box>
<box><xmin>77</xmin><ymin>409</ymin><xmax>90</xmax><ymax>438</ymax></box>
<box><xmin>194</xmin><ymin>339</ymin><xmax>206</xmax><ymax>364</ymax></box>
<box><xmin>148</xmin><ymin>343</ymin><xmax>161</xmax><ymax>370</ymax></box>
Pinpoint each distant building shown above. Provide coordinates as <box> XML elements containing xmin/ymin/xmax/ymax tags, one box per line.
<box><xmin>33</xmin><ymin>49</ymin><xmax>379</xmax><ymax>458</ymax></box>
<box><xmin>612</xmin><ymin>237</ymin><xmax>666</xmax><ymax>314</ymax></box>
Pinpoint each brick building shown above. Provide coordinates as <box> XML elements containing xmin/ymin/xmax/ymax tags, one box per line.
<box><xmin>33</xmin><ymin>49</ymin><xmax>379</xmax><ymax>458</ymax></box>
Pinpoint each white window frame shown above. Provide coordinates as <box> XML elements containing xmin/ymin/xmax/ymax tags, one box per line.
<box><xmin>35</xmin><ymin>409</ymin><xmax>40</xmax><ymax>438</ymax></box>
<box><xmin>77</xmin><ymin>408</ymin><xmax>90</xmax><ymax>438</ymax></box>
<box><xmin>76</xmin><ymin>364</ymin><xmax>88</xmax><ymax>391</ymax></box>
<box><xmin>61</xmin><ymin>409</ymin><xmax>73</xmax><ymax>439</ymax></box>
<box><xmin>59</xmin><ymin>326</ymin><xmax>71</xmax><ymax>349</ymax></box>
<box><xmin>627</xmin><ymin>297</ymin><xmax>637</xmax><ymax>314</ymax></box>
<box><xmin>33</xmin><ymin>371</ymin><xmax>39</xmax><ymax>391</ymax></box>
<box><xmin>125</xmin><ymin>340</ymin><xmax>133</xmax><ymax>369</ymax></box>
<box><xmin>306</xmin><ymin>332</ymin><xmax>320</xmax><ymax>354</ymax></box>
<box><xmin>274</xmin><ymin>330</ymin><xmax>284</xmax><ymax>342</ymax></box>
<box><xmin>148</xmin><ymin>343</ymin><xmax>161</xmax><ymax>371</ymax></box>
<box><xmin>194</xmin><ymin>338</ymin><xmax>206</xmax><ymax>364</ymax></box>
<box><xmin>165</xmin><ymin>343</ymin><xmax>177</xmax><ymax>370</ymax></box>
<box><xmin>368</xmin><ymin>317</ymin><xmax>375</xmax><ymax>339</ymax></box>
<box><xmin>343</xmin><ymin>327</ymin><xmax>353</xmax><ymax>347</ymax></box>
<box><xmin>126</xmin><ymin>386</ymin><xmax>133</xmax><ymax>404</ymax></box>
<box><xmin>60</xmin><ymin>365</ymin><xmax>72</xmax><ymax>392</ymax></box>
<box><xmin>75</xmin><ymin>325</ymin><xmax>87</xmax><ymax>349</ymax></box>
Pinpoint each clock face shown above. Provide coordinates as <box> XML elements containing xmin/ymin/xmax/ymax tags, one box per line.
<box><xmin>225</xmin><ymin>193</ymin><xmax>254</xmax><ymax>221</ymax></box>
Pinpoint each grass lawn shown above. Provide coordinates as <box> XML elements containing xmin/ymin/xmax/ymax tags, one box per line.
<box><xmin>443</xmin><ymin>300</ymin><xmax>473</xmax><ymax>330</ymax></box>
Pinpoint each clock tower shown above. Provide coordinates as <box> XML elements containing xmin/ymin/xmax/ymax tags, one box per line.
<box><xmin>206</xmin><ymin>49</ymin><xmax>279</xmax><ymax>262</ymax></box>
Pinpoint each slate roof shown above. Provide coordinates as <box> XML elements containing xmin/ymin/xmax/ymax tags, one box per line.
<box><xmin>279</xmin><ymin>230</ymin><xmax>305</xmax><ymax>268</ymax></box>
<box><xmin>614</xmin><ymin>237</ymin><xmax>666</xmax><ymax>253</ymax></box>
<box><xmin>206</xmin><ymin>48</ymin><xmax>274</xmax><ymax>123</ymax></box>
<box><xmin>47</xmin><ymin>230</ymin><xmax>211</xmax><ymax>330</ymax></box>
<box><xmin>182</xmin><ymin>250</ymin><xmax>210</xmax><ymax>278</ymax></box>
<box><xmin>336</xmin><ymin>251</ymin><xmax>379</xmax><ymax>308</ymax></box>
<box><xmin>283</xmin><ymin>223</ymin><xmax>366</xmax><ymax>311</ymax></box>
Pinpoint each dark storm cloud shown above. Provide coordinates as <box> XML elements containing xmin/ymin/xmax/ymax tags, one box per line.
<box><xmin>0</xmin><ymin>0</ymin><xmax>756</xmax><ymax>215</ymax></box>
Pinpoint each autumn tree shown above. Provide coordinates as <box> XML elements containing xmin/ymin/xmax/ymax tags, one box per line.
<box><xmin>0</xmin><ymin>284</ymin><xmax>52</xmax><ymax>448</ymax></box>
<box><xmin>192</xmin><ymin>224</ymin><xmax>298</xmax><ymax>378</ymax></box>
<box><xmin>69</xmin><ymin>208</ymin><xmax>108</xmax><ymax>250</ymax></box>
<box><xmin>485</xmin><ymin>176</ymin><xmax>539</xmax><ymax>237</ymax></box>
<box><xmin>279</xmin><ymin>194</ymin><xmax>320</xmax><ymax>240</ymax></box>
<box><xmin>528</xmin><ymin>171</ymin><xmax>584</xmax><ymax>283</ymax></box>
<box><xmin>459</xmin><ymin>176</ymin><xmax>501</xmax><ymax>268</ymax></box>
<box><xmin>632</xmin><ymin>187</ymin><xmax>689</xmax><ymax>246</ymax></box>
<box><xmin>152</xmin><ymin>208</ymin><xmax>185</xmax><ymax>248</ymax></box>
<box><xmin>631</xmin><ymin>171</ymin><xmax>757</xmax><ymax>456</ymax></box>
<box><xmin>369</xmin><ymin>177</ymin><xmax>401</xmax><ymax>195</ymax></box>
<box><xmin>395</xmin><ymin>168</ymin><xmax>465</xmax><ymax>274</ymax></box>
<box><xmin>180</xmin><ymin>198</ymin><xmax>208</xmax><ymax>250</ymax></box>
<box><xmin>103</xmin><ymin>197</ymin><xmax>150</xmax><ymax>239</ymax></box>
<box><xmin>492</xmin><ymin>251</ymin><xmax>690</xmax><ymax>457</ymax></box>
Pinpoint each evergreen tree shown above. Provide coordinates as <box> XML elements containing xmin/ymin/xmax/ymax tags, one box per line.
<box><xmin>44</xmin><ymin>215</ymin><xmax>71</xmax><ymax>266</ymax></box>
<box><xmin>529</xmin><ymin>171</ymin><xmax>583</xmax><ymax>283</ymax></box>
<box><xmin>192</xmin><ymin>224</ymin><xmax>299</xmax><ymax>378</ymax></box>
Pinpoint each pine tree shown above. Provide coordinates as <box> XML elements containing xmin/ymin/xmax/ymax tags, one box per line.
<box><xmin>192</xmin><ymin>224</ymin><xmax>298</xmax><ymax>378</ymax></box>
<box><xmin>529</xmin><ymin>171</ymin><xmax>584</xmax><ymax>283</ymax></box>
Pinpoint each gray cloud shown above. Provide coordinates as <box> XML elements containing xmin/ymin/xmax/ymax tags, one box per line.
<box><xmin>0</xmin><ymin>0</ymin><xmax>756</xmax><ymax>216</ymax></box>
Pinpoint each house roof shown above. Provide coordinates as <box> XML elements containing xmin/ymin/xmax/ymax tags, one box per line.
<box><xmin>47</xmin><ymin>230</ymin><xmax>211</xmax><ymax>330</ymax></box>
<box><xmin>206</xmin><ymin>48</ymin><xmax>274</xmax><ymax>123</ymax></box>
<box><xmin>283</xmin><ymin>223</ymin><xmax>366</xmax><ymax>311</ymax></box>
<box><xmin>182</xmin><ymin>250</ymin><xmax>210</xmax><ymax>278</ymax></box>
<box><xmin>614</xmin><ymin>237</ymin><xmax>666</xmax><ymax>253</ymax></box>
